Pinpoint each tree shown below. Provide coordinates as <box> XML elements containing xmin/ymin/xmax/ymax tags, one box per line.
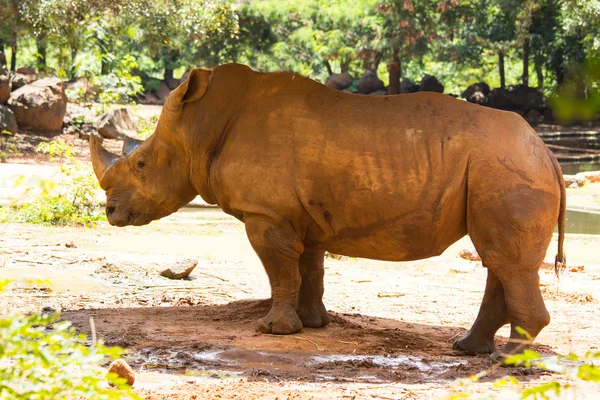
<box><xmin>131</xmin><ymin>0</ymin><xmax>238</xmax><ymax>81</ymax></box>
<box><xmin>246</xmin><ymin>0</ymin><xmax>383</xmax><ymax>80</ymax></box>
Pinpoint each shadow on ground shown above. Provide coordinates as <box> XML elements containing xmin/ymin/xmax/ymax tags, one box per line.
<box><xmin>62</xmin><ymin>299</ymin><xmax>554</xmax><ymax>384</ymax></box>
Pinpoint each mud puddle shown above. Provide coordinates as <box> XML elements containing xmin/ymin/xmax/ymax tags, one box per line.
<box><xmin>125</xmin><ymin>345</ymin><xmax>470</xmax><ymax>384</ymax></box>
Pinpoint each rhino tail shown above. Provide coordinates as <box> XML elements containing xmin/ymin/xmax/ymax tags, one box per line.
<box><xmin>549</xmin><ymin>150</ymin><xmax>566</xmax><ymax>279</ymax></box>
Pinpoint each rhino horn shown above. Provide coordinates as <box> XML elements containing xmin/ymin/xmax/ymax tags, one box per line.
<box><xmin>122</xmin><ymin>136</ymin><xmax>144</xmax><ymax>157</ymax></box>
<box><xmin>90</xmin><ymin>133</ymin><xmax>118</xmax><ymax>184</ymax></box>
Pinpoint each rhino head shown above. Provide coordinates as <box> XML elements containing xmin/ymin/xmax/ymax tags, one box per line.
<box><xmin>90</xmin><ymin>68</ymin><xmax>214</xmax><ymax>226</ymax></box>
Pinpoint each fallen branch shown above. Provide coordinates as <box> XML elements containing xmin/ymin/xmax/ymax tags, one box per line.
<box><xmin>293</xmin><ymin>336</ymin><xmax>324</xmax><ymax>351</ymax></box>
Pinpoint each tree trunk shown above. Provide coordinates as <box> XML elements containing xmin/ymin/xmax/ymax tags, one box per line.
<box><xmin>10</xmin><ymin>36</ymin><xmax>17</xmax><ymax>72</ymax></box>
<box><xmin>388</xmin><ymin>48</ymin><xmax>401</xmax><ymax>95</ymax></box>
<box><xmin>340</xmin><ymin>61</ymin><xmax>349</xmax><ymax>73</ymax></box>
<box><xmin>534</xmin><ymin>53</ymin><xmax>544</xmax><ymax>89</ymax></box>
<box><xmin>164</xmin><ymin>67</ymin><xmax>174</xmax><ymax>81</ymax></box>
<box><xmin>101</xmin><ymin>57</ymin><xmax>109</xmax><ymax>75</ymax></box>
<box><xmin>498</xmin><ymin>51</ymin><xmax>505</xmax><ymax>89</ymax></box>
<box><xmin>36</xmin><ymin>36</ymin><xmax>47</xmax><ymax>71</ymax></box>
<box><xmin>324</xmin><ymin>60</ymin><xmax>333</xmax><ymax>76</ymax></box>
<box><xmin>522</xmin><ymin>40</ymin><xmax>529</xmax><ymax>86</ymax></box>
<box><xmin>70</xmin><ymin>46</ymin><xmax>78</xmax><ymax>78</ymax></box>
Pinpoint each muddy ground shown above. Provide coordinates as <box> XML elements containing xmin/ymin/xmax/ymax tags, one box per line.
<box><xmin>1</xmin><ymin>109</ymin><xmax>600</xmax><ymax>398</ymax></box>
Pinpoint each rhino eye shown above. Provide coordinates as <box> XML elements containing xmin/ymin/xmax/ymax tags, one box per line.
<box><xmin>136</xmin><ymin>160</ymin><xmax>145</xmax><ymax>169</ymax></box>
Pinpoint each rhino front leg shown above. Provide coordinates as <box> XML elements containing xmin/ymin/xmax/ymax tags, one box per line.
<box><xmin>297</xmin><ymin>248</ymin><xmax>330</xmax><ymax>328</ymax></box>
<box><xmin>245</xmin><ymin>214</ymin><xmax>303</xmax><ymax>334</ymax></box>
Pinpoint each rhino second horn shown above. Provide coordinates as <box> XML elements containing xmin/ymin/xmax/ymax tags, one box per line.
<box><xmin>90</xmin><ymin>133</ymin><xmax>119</xmax><ymax>183</ymax></box>
<box><xmin>122</xmin><ymin>136</ymin><xmax>144</xmax><ymax>157</ymax></box>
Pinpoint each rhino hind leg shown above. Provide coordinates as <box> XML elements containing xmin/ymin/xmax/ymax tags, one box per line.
<box><xmin>453</xmin><ymin>269</ymin><xmax>508</xmax><ymax>354</ymax></box>
<box><xmin>245</xmin><ymin>214</ymin><xmax>303</xmax><ymax>335</ymax></box>
<box><xmin>297</xmin><ymin>248</ymin><xmax>330</xmax><ymax>328</ymax></box>
<box><xmin>467</xmin><ymin>188</ymin><xmax>555</xmax><ymax>359</ymax></box>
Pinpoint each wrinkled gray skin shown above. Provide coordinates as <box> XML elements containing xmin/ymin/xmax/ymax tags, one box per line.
<box><xmin>91</xmin><ymin>63</ymin><xmax>566</xmax><ymax>360</ymax></box>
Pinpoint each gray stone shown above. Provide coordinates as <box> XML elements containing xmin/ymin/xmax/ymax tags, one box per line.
<box><xmin>159</xmin><ymin>259</ymin><xmax>198</xmax><ymax>279</ymax></box>
<box><xmin>564</xmin><ymin>174</ymin><xmax>586</xmax><ymax>188</ymax></box>
<box><xmin>420</xmin><ymin>75</ymin><xmax>444</xmax><ymax>93</ymax></box>
<box><xmin>356</xmin><ymin>71</ymin><xmax>384</xmax><ymax>94</ymax></box>
<box><xmin>95</xmin><ymin>108</ymin><xmax>137</xmax><ymax>140</ymax></box>
<box><xmin>400</xmin><ymin>78</ymin><xmax>419</xmax><ymax>94</ymax></box>
<box><xmin>0</xmin><ymin>105</ymin><xmax>18</xmax><ymax>133</ymax></box>
<box><xmin>325</xmin><ymin>72</ymin><xmax>354</xmax><ymax>91</ymax></box>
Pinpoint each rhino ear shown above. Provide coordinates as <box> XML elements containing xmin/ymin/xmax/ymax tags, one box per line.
<box><xmin>166</xmin><ymin>68</ymin><xmax>213</xmax><ymax>109</ymax></box>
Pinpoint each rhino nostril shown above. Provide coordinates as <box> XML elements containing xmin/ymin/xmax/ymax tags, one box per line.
<box><xmin>106</xmin><ymin>205</ymin><xmax>116</xmax><ymax>217</ymax></box>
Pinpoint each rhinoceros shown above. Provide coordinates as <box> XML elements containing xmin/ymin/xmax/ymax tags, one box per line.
<box><xmin>90</xmin><ymin>63</ymin><xmax>566</xmax><ymax>359</ymax></box>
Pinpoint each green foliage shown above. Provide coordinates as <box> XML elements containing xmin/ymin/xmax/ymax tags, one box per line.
<box><xmin>0</xmin><ymin>141</ymin><xmax>105</xmax><ymax>227</ymax></box>
<box><xmin>137</xmin><ymin>114</ymin><xmax>159</xmax><ymax>140</ymax></box>
<box><xmin>448</xmin><ymin>345</ymin><xmax>600</xmax><ymax>399</ymax></box>
<box><xmin>0</xmin><ymin>284</ymin><xmax>139</xmax><ymax>399</ymax></box>
<box><xmin>92</xmin><ymin>55</ymin><xmax>143</xmax><ymax>105</ymax></box>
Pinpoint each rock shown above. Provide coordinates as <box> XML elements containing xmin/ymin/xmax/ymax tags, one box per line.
<box><xmin>166</xmin><ymin>78</ymin><xmax>181</xmax><ymax>91</ymax></box>
<box><xmin>459</xmin><ymin>248</ymin><xmax>481</xmax><ymax>262</ymax></box>
<box><xmin>143</xmin><ymin>93</ymin><xmax>160</xmax><ymax>104</ymax></box>
<box><xmin>95</xmin><ymin>108</ymin><xmax>137</xmax><ymax>140</ymax></box>
<box><xmin>578</xmin><ymin>171</ymin><xmax>600</xmax><ymax>183</ymax></box>
<box><xmin>0</xmin><ymin>73</ymin><xmax>9</xmax><ymax>104</ymax></box>
<box><xmin>159</xmin><ymin>259</ymin><xmax>198</xmax><ymax>279</ymax></box>
<box><xmin>9</xmin><ymin>73</ymin><xmax>29</xmax><ymax>91</ymax></box>
<box><xmin>179</xmin><ymin>70</ymin><xmax>190</xmax><ymax>84</ymax></box>
<box><xmin>369</xmin><ymin>89</ymin><xmax>388</xmax><ymax>96</ymax></box>
<box><xmin>16</xmin><ymin>66</ymin><xmax>36</xmax><ymax>76</ymax></box>
<box><xmin>156</xmin><ymin>81</ymin><xmax>171</xmax><ymax>103</ymax></box>
<box><xmin>356</xmin><ymin>71</ymin><xmax>384</xmax><ymax>94</ymax></box>
<box><xmin>400</xmin><ymin>78</ymin><xmax>419</xmax><ymax>94</ymax></box>
<box><xmin>420</xmin><ymin>75</ymin><xmax>444</xmax><ymax>93</ymax></box>
<box><xmin>488</xmin><ymin>85</ymin><xmax>545</xmax><ymax>112</ymax></box>
<box><xmin>526</xmin><ymin>109</ymin><xmax>543</xmax><ymax>123</ymax></box>
<box><xmin>0</xmin><ymin>105</ymin><xmax>18</xmax><ymax>133</ymax></box>
<box><xmin>570</xmin><ymin>265</ymin><xmax>585</xmax><ymax>273</ymax></box>
<box><xmin>563</xmin><ymin>174</ymin><xmax>586</xmax><ymax>188</ymax></box>
<box><xmin>7</xmin><ymin>77</ymin><xmax>67</xmax><ymax>132</ymax></box>
<box><xmin>461</xmin><ymin>82</ymin><xmax>490</xmax><ymax>105</ymax></box>
<box><xmin>325</xmin><ymin>72</ymin><xmax>354</xmax><ymax>91</ymax></box>
<box><xmin>107</xmin><ymin>359</ymin><xmax>135</xmax><ymax>387</ymax></box>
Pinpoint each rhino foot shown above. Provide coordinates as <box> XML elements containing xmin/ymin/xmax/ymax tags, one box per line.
<box><xmin>453</xmin><ymin>334</ymin><xmax>496</xmax><ymax>355</ymax></box>
<box><xmin>297</xmin><ymin>302</ymin><xmax>330</xmax><ymax>328</ymax></box>
<box><xmin>255</xmin><ymin>303</ymin><xmax>303</xmax><ymax>334</ymax></box>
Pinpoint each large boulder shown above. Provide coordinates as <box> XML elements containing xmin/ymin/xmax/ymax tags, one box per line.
<box><xmin>0</xmin><ymin>105</ymin><xmax>18</xmax><ymax>133</ymax></box>
<box><xmin>166</xmin><ymin>78</ymin><xmax>181</xmax><ymax>91</ymax></box>
<box><xmin>9</xmin><ymin>72</ymin><xmax>29</xmax><ymax>91</ymax></box>
<box><xmin>0</xmin><ymin>73</ymin><xmax>9</xmax><ymax>104</ymax></box>
<box><xmin>156</xmin><ymin>81</ymin><xmax>171</xmax><ymax>104</ymax></box>
<box><xmin>419</xmin><ymin>75</ymin><xmax>444</xmax><ymax>93</ymax></box>
<box><xmin>95</xmin><ymin>108</ymin><xmax>137</xmax><ymax>140</ymax></box>
<box><xmin>488</xmin><ymin>85</ymin><xmax>545</xmax><ymax>112</ymax></box>
<box><xmin>325</xmin><ymin>72</ymin><xmax>354</xmax><ymax>91</ymax></box>
<box><xmin>356</xmin><ymin>71</ymin><xmax>384</xmax><ymax>94</ymax></box>
<box><xmin>400</xmin><ymin>78</ymin><xmax>419</xmax><ymax>94</ymax></box>
<box><xmin>7</xmin><ymin>77</ymin><xmax>67</xmax><ymax>132</ymax></box>
<box><xmin>461</xmin><ymin>82</ymin><xmax>490</xmax><ymax>105</ymax></box>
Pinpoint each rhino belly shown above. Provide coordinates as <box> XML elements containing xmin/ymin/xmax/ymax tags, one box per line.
<box><xmin>322</xmin><ymin>210</ymin><xmax>467</xmax><ymax>262</ymax></box>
